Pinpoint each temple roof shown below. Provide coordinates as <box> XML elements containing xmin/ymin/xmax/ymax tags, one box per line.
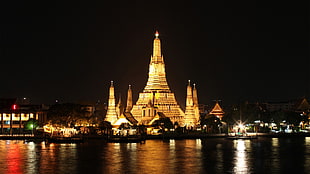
<box><xmin>209</xmin><ymin>102</ymin><xmax>225</xmax><ymax>115</ymax></box>
<box><xmin>123</xmin><ymin>112</ymin><xmax>138</xmax><ymax>125</ymax></box>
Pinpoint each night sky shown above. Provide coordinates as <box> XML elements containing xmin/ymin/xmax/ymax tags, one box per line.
<box><xmin>0</xmin><ymin>1</ymin><xmax>309</xmax><ymax>107</ymax></box>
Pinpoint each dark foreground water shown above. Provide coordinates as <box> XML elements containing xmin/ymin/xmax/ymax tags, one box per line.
<box><xmin>0</xmin><ymin>137</ymin><xmax>310</xmax><ymax>174</ymax></box>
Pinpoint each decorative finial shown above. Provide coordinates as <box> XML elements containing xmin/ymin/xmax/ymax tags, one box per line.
<box><xmin>188</xmin><ymin>80</ymin><xmax>191</xmax><ymax>85</ymax></box>
<box><xmin>155</xmin><ymin>30</ymin><xmax>159</xmax><ymax>38</ymax></box>
<box><xmin>111</xmin><ymin>81</ymin><xmax>114</xmax><ymax>86</ymax></box>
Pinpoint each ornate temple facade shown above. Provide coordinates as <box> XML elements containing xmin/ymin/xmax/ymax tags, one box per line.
<box><xmin>105</xmin><ymin>31</ymin><xmax>200</xmax><ymax>127</ymax></box>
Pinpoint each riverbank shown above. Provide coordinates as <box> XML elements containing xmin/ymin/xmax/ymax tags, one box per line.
<box><xmin>1</xmin><ymin>132</ymin><xmax>310</xmax><ymax>141</ymax></box>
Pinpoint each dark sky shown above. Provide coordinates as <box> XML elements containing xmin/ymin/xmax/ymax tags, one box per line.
<box><xmin>0</xmin><ymin>1</ymin><xmax>309</xmax><ymax>107</ymax></box>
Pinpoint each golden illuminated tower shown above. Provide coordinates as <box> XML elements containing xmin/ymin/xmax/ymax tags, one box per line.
<box><xmin>105</xmin><ymin>81</ymin><xmax>118</xmax><ymax>124</ymax></box>
<box><xmin>184</xmin><ymin>80</ymin><xmax>198</xmax><ymax>126</ymax></box>
<box><xmin>193</xmin><ymin>84</ymin><xmax>198</xmax><ymax>107</ymax></box>
<box><xmin>116</xmin><ymin>94</ymin><xmax>123</xmax><ymax>117</ymax></box>
<box><xmin>125</xmin><ymin>85</ymin><xmax>133</xmax><ymax>112</ymax></box>
<box><xmin>130</xmin><ymin>31</ymin><xmax>185</xmax><ymax>125</ymax></box>
<box><xmin>193</xmin><ymin>83</ymin><xmax>200</xmax><ymax>122</ymax></box>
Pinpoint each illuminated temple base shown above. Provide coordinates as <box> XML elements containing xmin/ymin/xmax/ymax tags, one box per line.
<box><xmin>130</xmin><ymin>92</ymin><xmax>185</xmax><ymax>125</ymax></box>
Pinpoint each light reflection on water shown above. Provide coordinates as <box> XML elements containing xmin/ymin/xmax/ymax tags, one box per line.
<box><xmin>0</xmin><ymin>138</ymin><xmax>310</xmax><ymax>173</ymax></box>
<box><xmin>304</xmin><ymin>137</ymin><xmax>310</xmax><ymax>170</ymax></box>
<box><xmin>233</xmin><ymin>140</ymin><xmax>249</xmax><ymax>173</ymax></box>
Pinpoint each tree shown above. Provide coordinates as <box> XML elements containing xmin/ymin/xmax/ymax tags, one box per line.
<box><xmin>24</xmin><ymin>118</ymin><xmax>38</xmax><ymax>134</ymax></box>
<box><xmin>47</xmin><ymin>103</ymin><xmax>86</xmax><ymax>127</ymax></box>
<box><xmin>201</xmin><ymin>114</ymin><xmax>222</xmax><ymax>133</ymax></box>
<box><xmin>152</xmin><ymin>117</ymin><xmax>173</xmax><ymax>129</ymax></box>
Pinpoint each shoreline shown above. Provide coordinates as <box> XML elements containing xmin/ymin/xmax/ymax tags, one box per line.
<box><xmin>1</xmin><ymin>132</ymin><xmax>310</xmax><ymax>141</ymax></box>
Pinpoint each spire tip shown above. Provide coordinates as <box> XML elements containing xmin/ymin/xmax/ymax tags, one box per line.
<box><xmin>155</xmin><ymin>30</ymin><xmax>159</xmax><ymax>38</ymax></box>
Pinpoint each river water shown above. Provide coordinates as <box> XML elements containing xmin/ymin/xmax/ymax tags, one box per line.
<box><xmin>0</xmin><ymin>137</ymin><xmax>309</xmax><ymax>174</ymax></box>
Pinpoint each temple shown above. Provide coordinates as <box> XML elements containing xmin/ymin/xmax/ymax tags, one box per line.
<box><xmin>105</xmin><ymin>31</ymin><xmax>201</xmax><ymax>127</ymax></box>
<box><xmin>209</xmin><ymin>101</ymin><xmax>225</xmax><ymax>120</ymax></box>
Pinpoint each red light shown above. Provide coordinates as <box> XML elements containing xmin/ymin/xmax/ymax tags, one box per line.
<box><xmin>12</xmin><ymin>104</ymin><xmax>17</xmax><ymax>110</ymax></box>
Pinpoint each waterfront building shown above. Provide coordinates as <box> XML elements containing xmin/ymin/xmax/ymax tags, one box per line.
<box><xmin>0</xmin><ymin>98</ymin><xmax>47</xmax><ymax>134</ymax></box>
<box><xmin>263</xmin><ymin>97</ymin><xmax>310</xmax><ymax>113</ymax></box>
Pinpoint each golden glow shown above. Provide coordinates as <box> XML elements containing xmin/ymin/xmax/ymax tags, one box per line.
<box><xmin>306</xmin><ymin>137</ymin><xmax>310</xmax><ymax>171</ymax></box>
<box><xmin>306</xmin><ymin>137</ymin><xmax>310</xmax><ymax>144</ymax></box>
<box><xmin>25</xmin><ymin>142</ymin><xmax>37</xmax><ymax>173</ymax></box>
<box><xmin>272</xmin><ymin>138</ymin><xmax>279</xmax><ymax>147</ymax></box>
<box><xmin>155</xmin><ymin>92</ymin><xmax>159</xmax><ymax>99</ymax></box>
<box><xmin>43</xmin><ymin>125</ymin><xmax>53</xmax><ymax>133</ymax></box>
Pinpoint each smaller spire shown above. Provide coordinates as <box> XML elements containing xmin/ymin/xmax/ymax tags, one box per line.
<box><xmin>188</xmin><ymin>80</ymin><xmax>191</xmax><ymax>86</ymax></box>
<box><xmin>117</xmin><ymin>93</ymin><xmax>122</xmax><ymax>106</ymax></box>
<box><xmin>110</xmin><ymin>81</ymin><xmax>114</xmax><ymax>86</ymax></box>
<box><xmin>126</xmin><ymin>84</ymin><xmax>133</xmax><ymax>112</ymax></box>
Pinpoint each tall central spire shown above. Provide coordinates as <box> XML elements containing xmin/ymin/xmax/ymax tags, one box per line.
<box><xmin>144</xmin><ymin>31</ymin><xmax>170</xmax><ymax>91</ymax></box>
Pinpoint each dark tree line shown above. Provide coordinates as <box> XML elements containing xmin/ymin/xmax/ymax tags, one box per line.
<box><xmin>47</xmin><ymin>103</ymin><xmax>104</xmax><ymax>127</ymax></box>
<box><xmin>224</xmin><ymin>102</ymin><xmax>308</xmax><ymax>126</ymax></box>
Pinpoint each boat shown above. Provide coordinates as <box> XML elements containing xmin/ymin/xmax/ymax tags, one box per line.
<box><xmin>46</xmin><ymin>136</ymin><xmax>84</xmax><ymax>143</ymax></box>
<box><xmin>108</xmin><ymin>135</ymin><xmax>146</xmax><ymax>143</ymax></box>
<box><xmin>226</xmin><ymin>134</ymin><xmax>258</xmax><ymax>140</ymax></box>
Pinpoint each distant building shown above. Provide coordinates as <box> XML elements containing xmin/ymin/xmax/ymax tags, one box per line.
<box><xmin>0</xmin><ymin>98</ymin><xmax>48</xmax><ymax>134</ymax></box>
<box><xmin>264</xmin><ymin>101</ymin><xmax>294</xmax><ymax>112</ymax></box>
<box><xmin>263</xmin><ymin>97</ymin><xmax>310</xmax><ymax>113</ymax></box>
